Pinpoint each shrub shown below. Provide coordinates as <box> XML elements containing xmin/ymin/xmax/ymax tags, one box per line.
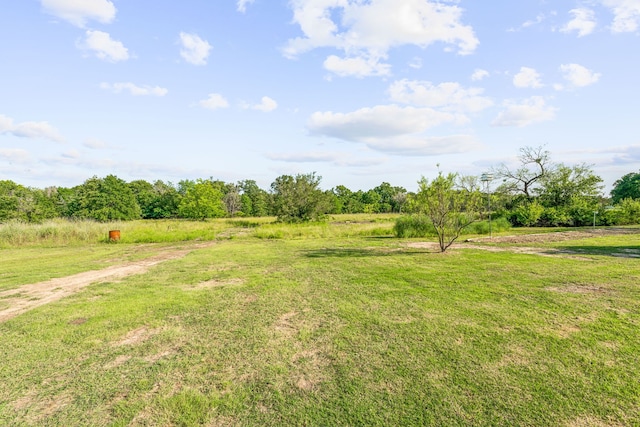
<box><xmin>617</xmin><ymin>198</ymin><xmax>640</xmax><ymax>225</ymax></box>
<box><xmin>464</xmin><ymin>217</ymin><xmax>511</xmax><ymax>235</ymax></box>
<box><xmin>393</xmin><ymin>215</ymin><xmax>435</xmax><ymax>238</ymax></box>
<box><xmin>510</xmin><ymin>201</ymin><xmax>544</xmax><ymax>226</ymax></box>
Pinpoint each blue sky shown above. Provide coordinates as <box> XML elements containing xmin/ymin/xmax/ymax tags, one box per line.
<box><xmin>1</xmin><ymin>0</ymin><xmax>639</xmax><ymax>192</ymax></box>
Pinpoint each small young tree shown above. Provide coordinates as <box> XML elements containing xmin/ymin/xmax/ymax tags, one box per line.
<box><xmin>414</xmin><ymin>172</ymin><xmax>482</xmax><ymax>252</ymax></box>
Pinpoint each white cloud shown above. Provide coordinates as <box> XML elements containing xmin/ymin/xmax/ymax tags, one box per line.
<box><xmin>601</xmin><ymin>0</ymin><xmax>640</xmax><ymax>33</ymax></box>
<box><xmin>199</xmin><ymin>93</ymin><xmax>229</xmax><ymax>110</ymax></box>
<box><xmin>100</xmin><ymin>82</ymin><xmax>168</xmax><ymax>96</ymax></box>
<box><xmin>41</xmin><ymin>0</ymin><xmax>116</xmax><ymax>27</ymax></box>
<box><xmin>521</xmin><ymin>13</ymin><xmax>546</xmax><ymax>29</ymax></box>
<box><xmin>83</xmin><ymin>138</ymin><xmax>108</xmax><ymax>149</ymax></box>
<box><xmin>267</xmin><ymin>151</ymin><xmax>386</xmax><ymax>167</ymax></box>
<box><xmin>491</xmin><ymin>96</ymin><xmax>556</xmax><ymax>127</ymax></box>
<box><xmin>324</xmin><ymin>54</ymin><xmax>391</xmax><ymax>77</ymax></box>
<box><xmin>306</xmin><ymin>104</ymin><xmax>479</xmax><ymax>155</ymax></box>
<box><xmin>284</xmin><ymin>0</ymin><xmax>478</xmax><ymax>77</ymax></box>
<box><xmin>179</xmin><ymin>32</ymin><xmax>212</xmax><ymax>66</ymax></box>
<box><xmin>471</xmin><ymin>69</ymin><xmax>489</xmax><ymax>81</ymax></box>
<box><xmin>237</xmin><ymin>0</ymin><xmax>255</xmax><ymax>13</ymax></box>
<box><xmin>388</xmin><ymin>80</ymin><xmax>493</xmax><ymax>114</ymax></box>
<box><xmin>508</xmin><ymin>12</ymin><xmax>553</xmax><ymax>32</ymax></box>
<box><xmin>78</xmin><ymin>30</ymin><xmax>130</xmax><ymax>62</ymax></box>
<box><xmin>409</xmin><ymin>57</ymin><xmax>423</xmax><ymax>69</ymax></box>
<box><xmin>0</xmin><ymin>114</ymin><xmax>64</xmax><ymax>143</ymax></box>
<box><xmin>0</xmin><ymin>148</ymin><xmax>31</xmax><ymax>163</ymax></box>
<box><xmin>309</xmin><ymin>105</ymin><xmax>456</xmax><ymax>139</ymax></box>
<box><xmin>62</xmin><ymin>149</ymin><xmax>81</xmax><ymax>159</ymax></box>
<box><xmin>246</xmin><ymin>96</ymin><xmax>278</xmax><ymax>112</ymax></box>
<box><xmin>559</xmin><ymin>63</ymin><xmax>601</xmax><ymax>88</ymax></box>
<box><xmin>513</xmin><ymin>67</ymin><xmax>544</xmax><ymax>88</ymax></box>
<box><xmin>360</xmin><ymin>134</ymin><xmax>478</xmax><ymax>156</ymax></box>
<box><xmin>561</xmin><ymin>8</ymin><xmax>597</xmax><ymax>36</ymax></box>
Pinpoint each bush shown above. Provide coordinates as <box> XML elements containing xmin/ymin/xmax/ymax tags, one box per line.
<box><xmin>510</xmin><ymin>201</ymin><xmax>544</xmax><ymax>226</ymax></box>
<box><xmin>464</xmin><ymin>217</ymin><xmax>511</xmax><ymax>235</ymax></box>
<box><xmin>393</xmin><ymin>215</ymin><xmax>435</xmax><ymax>238</ymax></box>
<box><xmin>616</xmin><ymin>198</ymin><xmax>640</xmax><ymax>225</ymax></box>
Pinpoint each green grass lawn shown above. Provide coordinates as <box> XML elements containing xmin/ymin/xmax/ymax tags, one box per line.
<box><xmin>0</xmin><ymin>219</ymin><xmax>638</xmax><ymax>426</ymax></box>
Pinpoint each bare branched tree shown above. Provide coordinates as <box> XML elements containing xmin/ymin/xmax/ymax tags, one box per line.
<box><xmin>493</xmin><ymin>146</ymin><xmax>552</xmax><ymax>198</ymax></box>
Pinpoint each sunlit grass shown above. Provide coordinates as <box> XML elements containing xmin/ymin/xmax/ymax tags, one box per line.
<box><xmin>1</xmin><ymin>234</ymin><xmax>638</xmax><ymax>425</ymax></box>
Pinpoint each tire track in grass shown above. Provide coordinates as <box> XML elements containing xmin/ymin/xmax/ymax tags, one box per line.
<box><xmin>0</xmin><ymin>243</ymin><xmax>215</xmax><ymax>322</ymax></box>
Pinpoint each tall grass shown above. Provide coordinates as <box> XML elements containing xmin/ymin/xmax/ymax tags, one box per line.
<box><xmin>0</xmin><ymin>215</ymin><xmax>400</xmax><ymax>247</ymax></box>
<box><xmin>253</xmin><ymin>214</ymin><xmax>397</xmax><ymax>239</ymax></box>
<box><xmin>463</xmin><ymin>217</ymin><xmax>512</xmax><ymax>235</ymax></box>
<box><xmin>0</xmin><ymin>219</ymin><xmax>110</xmax><ymax>248</ymax></box>
<box><xmin>0</xmin><ymin>218</ymin><xmax>239</xmax><ymax>247</ymax></box>
<box><xmin>394</xmin><ymin>215</ymin><xmax>512</xmax><ymax>238</ymax></box>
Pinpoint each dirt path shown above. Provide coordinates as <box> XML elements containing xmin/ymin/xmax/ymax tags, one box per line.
<box><xmin>406</xmin><ymin>228</ymin><xmax>640</xmax><ymax>259</ymax></box>
<box><xmin>0</xmin><ymin>243</ymin><xmax>214</xmax><ymax>323</ymax></box>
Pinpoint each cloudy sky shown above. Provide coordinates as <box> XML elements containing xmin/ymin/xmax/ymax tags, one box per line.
<box><xmin>1</xmin><ymin>0</ymin><xmax>639</xmax><ymax>192</ymax></box>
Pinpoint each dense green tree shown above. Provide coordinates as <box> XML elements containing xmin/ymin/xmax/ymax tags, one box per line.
<box><xmin>537</xmin><ymin>163</ymin><xmax>603</xmax><ymax>207</ymax></box>
<box><xmin>361</xmin><ymin>189</ymin><xmax>382</xmax><ymax>213</ymax></box>
<box><xmin>331</xmin><ymin>185</ymin><xmax>365</xmax><ymax>214</ymax></box>
<box><xmin>270</xmin><ymin>172</ymin><xmax>330</xmax><ymax>223</ymax></box>
<box><xmin>611</xmin><ymin>172</ymin><xmax>640</xmax><ymax>203</ymax></box>
<box><xmin>178</xmin><ymin>179</ymin><xmax>225</xmax><ymax>220</ymax></box>
<box><xmin>534</xmin><ymin>163</ymin><xmax>603</xmax><ymax>226</ymax></box>
<box><xmin>239</xmin><ymin>180</ymin><xmax>270</xmax><ymax>217</ymax></box>
<box><xmin>331</xmin><ymin>185</ymin><xmax>351</xmax><ymax>214</ymax></box>
<box><xmin>511</xmin><ymin>200</ymin><xmax>544</xmax><ymax>227</ymax></box>
<box><xmin>373</xmin><ymin>182</ymin><xmax>407</xmax><ymax>213</ymax></box>
<box><xmin>413</xmin><ymin>172</ymin><xmax>482</xmax><ymax>252</ymax></box>
<box><xmin>0</xmin><ymin>180</ymin><xmax>21</xmax><ymax>221</ymax></box>
<box><xmin>0</xmin><ymin>180</ymin><xmax>57</xmax><ymax>222</ymax></box>
<box><xmin>613</xmin><ymin>198</ymin><xmax>640</xmax><ymax>224</ymax></box>
<box><xmin>72</xmin><ymin>175</ymin><xmax>142</xmax><ymax>221</ymax></box>
<box><xmin>129</xmin><ymin>180</ymin><xmax>156</xmax><ymax>219</ymax></box>
<box><xmin>147</xmin><ymin>180</ymin><xmax>181</xmax><ymax>218</ymax></box>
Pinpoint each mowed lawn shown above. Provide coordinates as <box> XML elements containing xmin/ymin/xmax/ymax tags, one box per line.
<box><xmin>0</xmin><ymin>225</ymin><xmax>639</xmax><ymax>426</ymax></box>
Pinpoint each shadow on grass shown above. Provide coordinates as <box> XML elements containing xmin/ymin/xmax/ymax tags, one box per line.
<box><xmin>556</xmin><ymin>245</ymin><xmax>640</xmax><ymax>258</ymax></box>
<box><xmin>303</xmin><ymin>247</ymin><xmax>434</xmax><ymax>258</ymax></box>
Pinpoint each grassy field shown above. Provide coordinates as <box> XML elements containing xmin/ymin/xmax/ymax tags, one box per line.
<box><xmin>0</xmin><ymin>217</ymin><xmax>639</xmax><ymax>426</ymax></box>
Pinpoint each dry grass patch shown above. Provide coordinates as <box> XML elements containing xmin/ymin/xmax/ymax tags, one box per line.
<box><xmin>114</xmin><ymin>326</ymin><xmax>160</xmax><ymax>346</ymax></box>
<box><xmin>547</xmin><ymin>285</ymin><xmax>612</xmax><ymax>294</ymax></box>
<box><xmin>104</xmin><ymin>354</ymin><xmax>132</xmax><ymax>369</ymax></box>
<box><xmin>190</xmin><ymin>278</ymin><xmax>245</xmax><ymax>290</ymax></box>
<box><xmin>566</xmin><ymin>415</ymin><xmax>625</xmax><ymax>427</ymax></box>
<box><xmin>12</xmin><ymin>390</ymin><xmax>72</xmax><ymax>424</ymax></box>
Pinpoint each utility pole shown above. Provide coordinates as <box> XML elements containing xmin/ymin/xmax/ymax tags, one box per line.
<box><xmin>480</xmin><ymin>173</ymin><xmax>494</xmax><ymax>238</ymax></box>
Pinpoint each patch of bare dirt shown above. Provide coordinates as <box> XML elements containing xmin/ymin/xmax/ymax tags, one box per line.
<box><xmin>547</xmin><ymin>285</ymin><xmax>611</xmax><ymax>294</ymax></box>
<box><xmin>467</xmin><ymin>228</ymin><xmax>640</xmax><ymax>244</ymax></box>
<box><xmin>0</xmin><ymin>243</ymin><xmax>215</xmax><ymax>323</ymax></box>
<box><xmin>189</xmin><ymin>278</ymin><xmax>245</xmax><ymax>290</ymax></box>
<box><xmin>275</xmin><ymin>311</ymin><xmax>298</xmax><ymax>336</ymax></box>
<box><xmin>12</xmin><ymin>390</ymin><xmax>72</xmax><ymax>423</ymax></box>
<box><xmin>566</xmin><ymin>415</ymin><xmax>624</xmax><ymax>427</ymax></box>
<box><xmin>114</xmin><ymin>326</ymin><xmax>159</xmax><ymax>346</ymax></box>
<box><xmin>407</xmin><ymin>228</ymin><xmax>640</xmax><ymax>259</ymax></box>
<box><xmin>104</xmin><ymin>355</ymin><xmax>132</xmax><ymax>369</ymax></box>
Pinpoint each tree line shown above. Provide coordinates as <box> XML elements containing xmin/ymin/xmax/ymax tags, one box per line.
<box><xmin>0</xmin><ymin>173</ymin><xmax>407</xmax><ymax>223</ymax></box>
<box><xmin>1</xmin><ymin>147</ymin><xmax>639</xmax><ymax>227</ymax></box>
